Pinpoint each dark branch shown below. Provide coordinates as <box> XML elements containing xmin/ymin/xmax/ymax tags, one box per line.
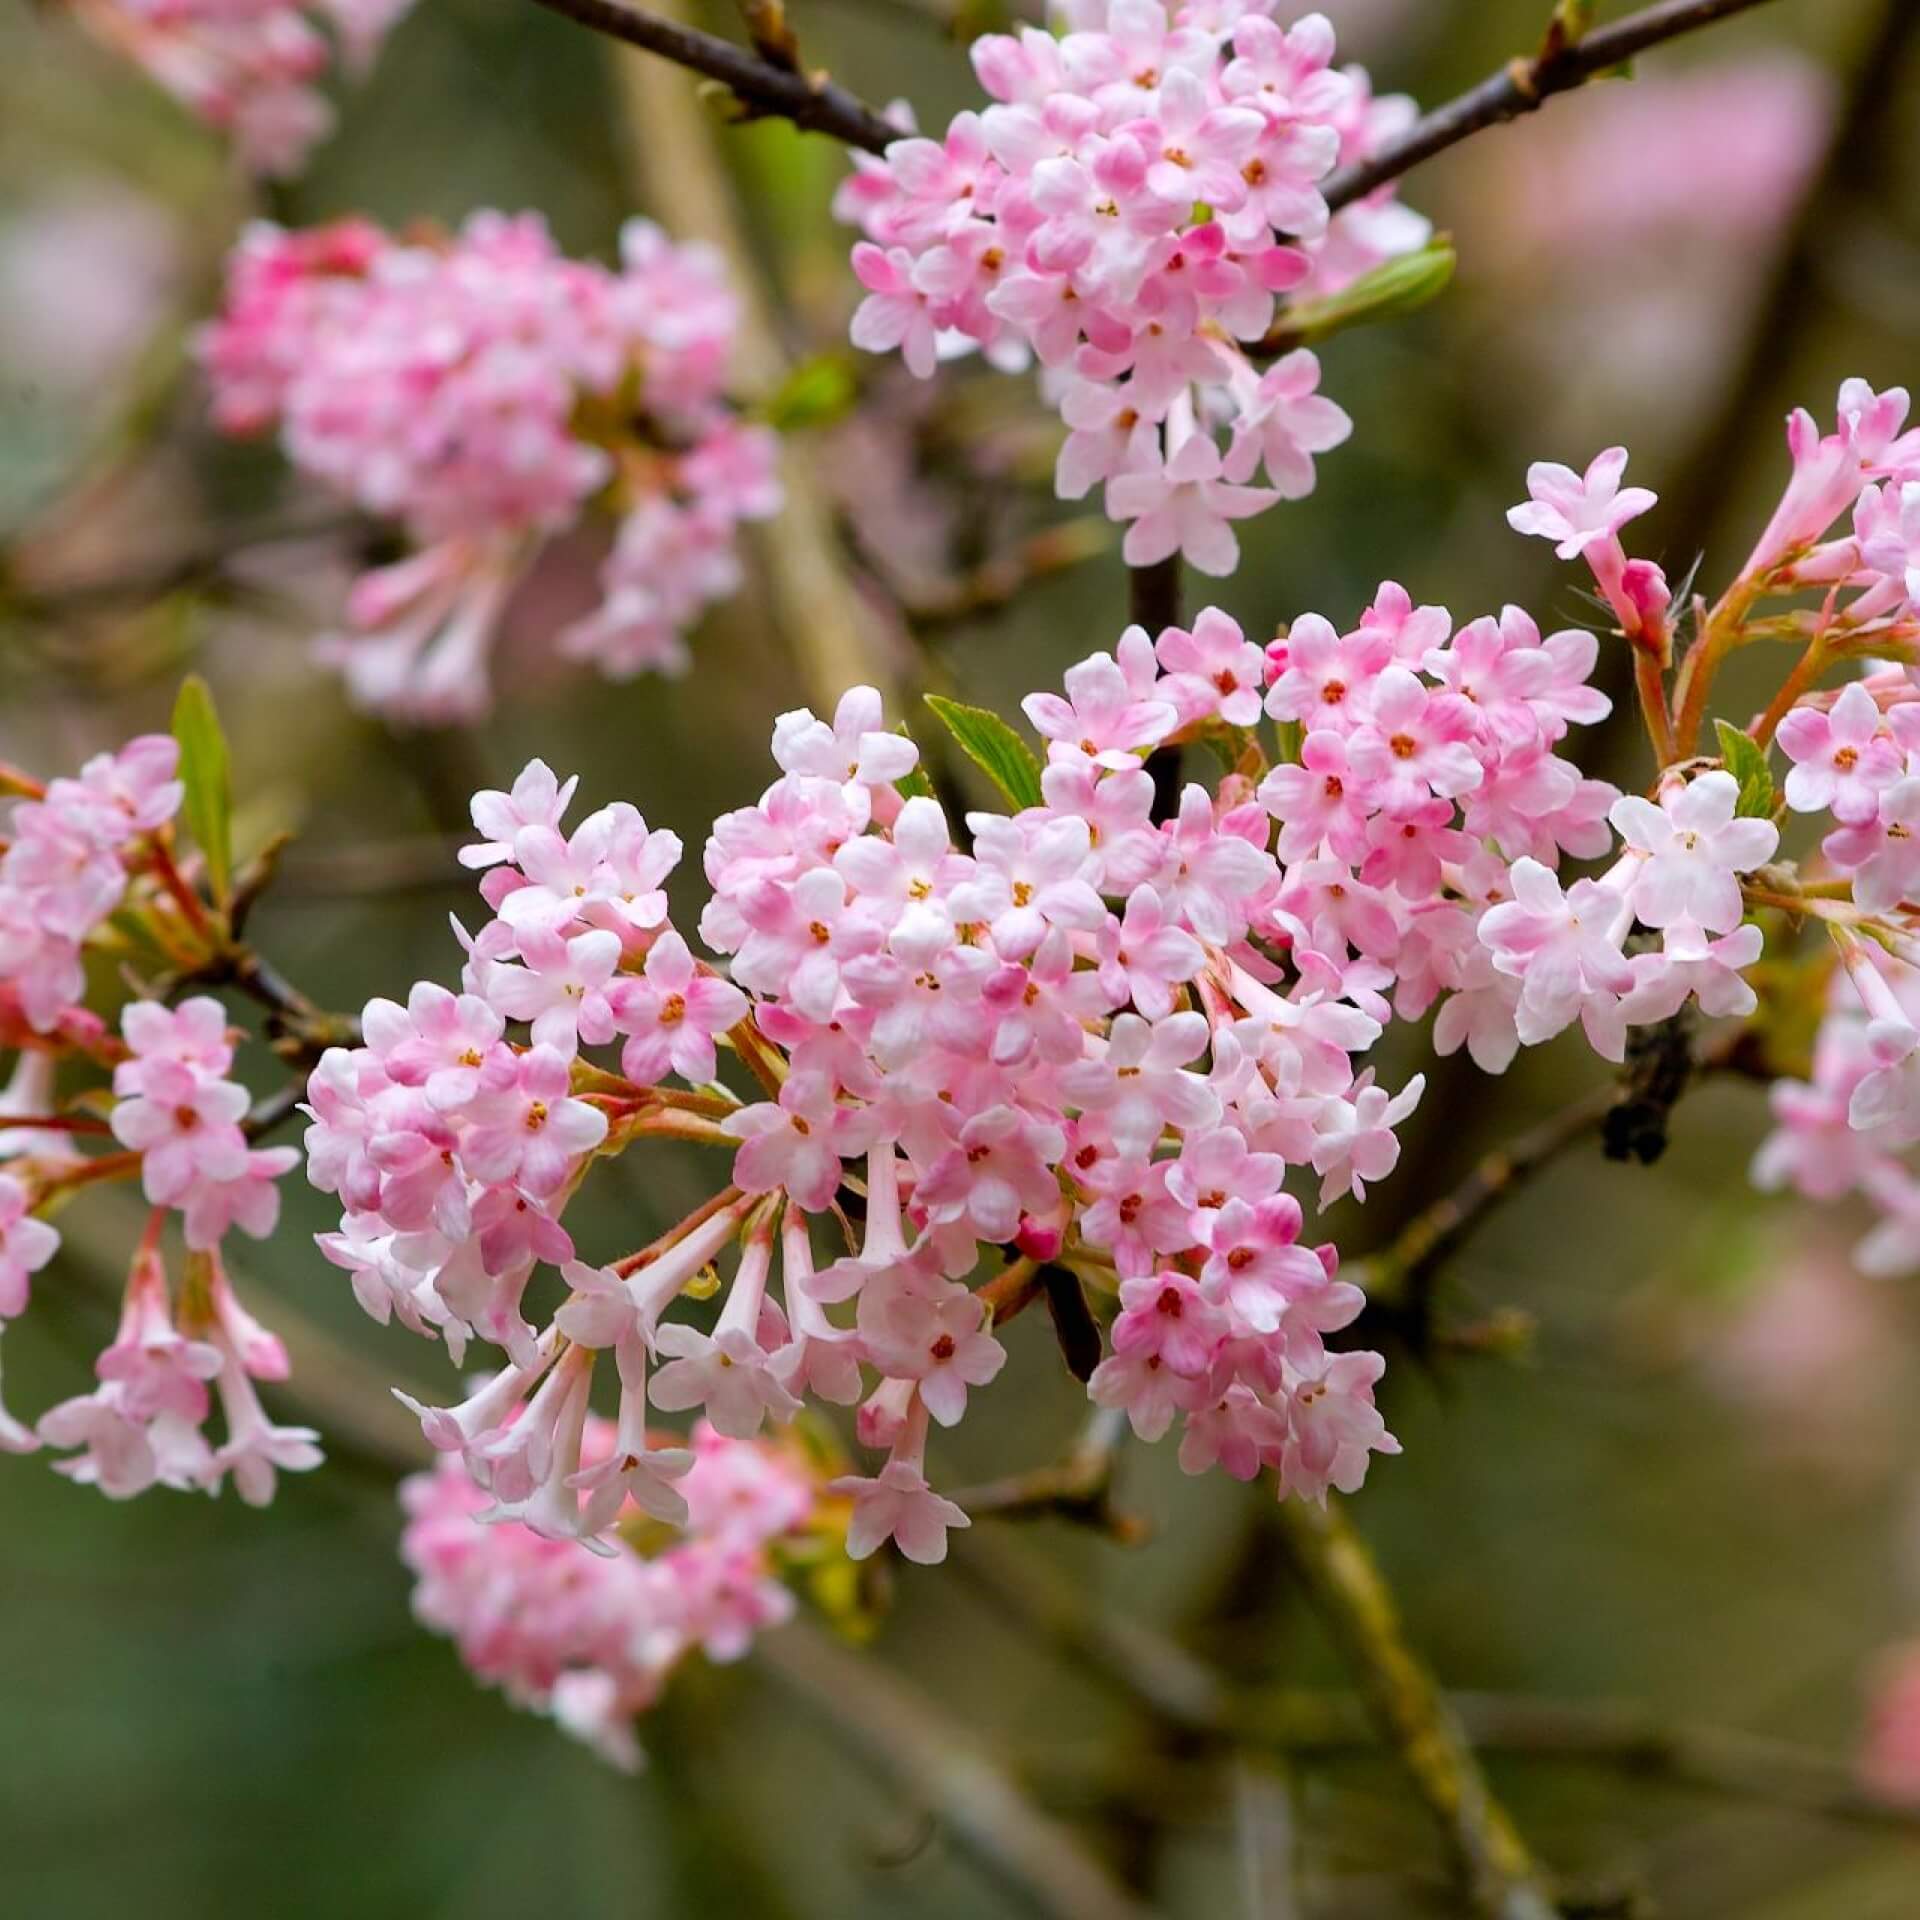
<box><xmin>1323</xmin><ymin>0</ymin><xmax>1783</xmax><ymax>213</ymax></box>
<box><xmin>526</xmin><ymin>0</ymin><xmax>899</xmax><ymax>152</ymax></box>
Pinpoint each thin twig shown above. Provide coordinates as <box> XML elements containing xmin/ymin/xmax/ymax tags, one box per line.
<box><xmin>1360</xmin><ymin>1080</ymin><xmax>1617</xmax><ymax>1326</ymax></box>
<box><xmin>1020</xmin><ymin>1693</ymin><xmax>1920</xmax><ymax>1833</ymax></box>
<box><xmin>1322</xmin><ymin>0</ymin><xmax>1784</xmax><ymax>214</ymax></box>
<box><xmin>948</xmin><ymin>1405</ymin><xmax>1139</xmax><ymax>1535</ymax></box>
<box><xmin>527</xmin><ymin>0</ymin><xmax>899</xmax><ymax>151</ymax></box>
<box><xmin>753</xmin><ymin>1622</ymin><xmax>1163</xmax><ymax>1920</ymax></box>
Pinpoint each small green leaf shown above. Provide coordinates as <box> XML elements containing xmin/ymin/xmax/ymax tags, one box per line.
<box><xmin>171</xmin><ymin>673</ymin><xmax>233</xmax><ymax>906</ymax></box>
<box><xmin>1270</xmin><ymin>239</ymin><xmax>1456</xmax><ymax>348</ymax></box>
<box><xmin>1714</xmin><ymin>719</ymin><xmax>1775</xmax><ymax>819</ymax></box>
<box><xmin>761</xmin><ymin>354</ymin><xmax>858</xmax><ymax>433</ymax></box>
<box><xmin>923</xmin><ymin>693</ymin><xmax>1044</xmax><ymax>811</ymax></box>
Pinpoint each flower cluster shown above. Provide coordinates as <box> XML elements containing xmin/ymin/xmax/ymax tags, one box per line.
<box><xmin>0</xmin><ymin>739</ymin><xmax>311</xmax><ymax>1502</ymax></box>
<box><xmin>63</xmin><ymin>0</ymin><xmax>413</xmax><ymax>177</ymax></box>
<box><xmin>837</xmin><ymin>2</ymin><xmax>1429</xmax><ymax>571</ymax></box>
<box><xmin>401</xmin><ymin>1418</ymin><xmax>817</xmax><ymax>1768</ymax></box>
<box><xmin>199</xmin><ymin>212</ymin><xmax>782</xmax><ymax>721</ymax></box>
<box><xmin>308</xmin><ymin>644</ymin><xmax>1441</xmax><ymax>1567</ymax></box>
<box><xmin>0</xmin><ymin>734</ymin><xmax>183</xmax><ymax>1033</ymax></box>
<box><xmin>1500</xmin><ymin>385</ymin><xmax>1920</xmax><ymax>1275</ymax></box>
<box><xmin>108</xmin><ymin>999</ymin><xmax>299</xmax><ymax>1251</ymax></box>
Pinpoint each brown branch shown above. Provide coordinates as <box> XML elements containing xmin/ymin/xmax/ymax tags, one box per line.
<box><xmin>1275</xmin><ymin>1500</ymin><xmax>1564</xmax><ymax>1918</ymax></box>
<box><xmin>1322</xmin><ymin>0</ymin><xmax>1785</xmax><ymax>215</ymax></box>
<box><xmin>1361</xmin><ymin>1080</ymin><xmax>1616</xmax><ymax>1326</ymax></box>
<box><xmin>1127</xmin><ymin>555</ymin><xmax>1182</xmax><ymax>635</ymax></box>
<box><xmin>526</xmin><ymin>0</ymin><xmax>899</xmax><ymax>152</ymax></box>
<box><xmin>948</xmin><ymin>1406</ymin><xmax>1142</xmax><ymax>1536</ymax></box>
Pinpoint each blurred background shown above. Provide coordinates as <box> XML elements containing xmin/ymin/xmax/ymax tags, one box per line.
<box><xmin>3</xmin><ymin>0</ymin><xmax>1920</xmax><ymax>1912</ymax></box>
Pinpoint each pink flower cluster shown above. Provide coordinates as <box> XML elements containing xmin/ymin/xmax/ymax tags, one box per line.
<box><xmin>0</xmin><ymin>736</ymin><xmax>308</xmax><ymax>1504</ymax></box>
<box><xmin>401</xmin><ymin>1418</ymin><xmax>815</xmax><ymax>1768</ymax></box>
<box><xmin>108</xmin><ymin>999</ymin><xmax>298</xmax><ymax>1251</ymax></box>
<box><xmin>307</xmin><ymin>648</ymin><xmax>1443</xmax><ymax>1569</ymax></box>
<box><xmin>1501</xmin><ymin>387</ymin><xmax>1920</xmax><ymax>1273</ymax></box>
<box><xmin>837</xmin><ymin>2</ymin><xmax>1429</xmax><ymax>571</ymax></box>
<box><xmin>65</xmin><ymin>0</ymin><xmax>414</xmax><ymax>177</ymax></box>
<box><xmin>199</xmin><ymin>213</ymin><xmax>781</xmax><ymax>721</ymax></box>
<box><xmin>0</xmin><ymin>735</ymin><xmax>182</xmax><ymax>1032</ymax></box>
<box><xmin>32</xmin><ymin>1240</ymin><xmax>320</xmax><ymax>1505</ymax></box>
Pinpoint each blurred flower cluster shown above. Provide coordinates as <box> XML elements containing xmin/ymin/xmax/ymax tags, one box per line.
<box><xmin>63</xmin><ymin>0</ymin><xmax>414</xmax><ymax>175</ymax></box>
<box><xmin>199</xmin><ymin>212</ymin><xmax>783</xmax><ymax>722</ymax></box>
<box><xmin>402</xmin><ymin>1418</ymin><xmax>822</xmax><ymax>1769</ymax></box>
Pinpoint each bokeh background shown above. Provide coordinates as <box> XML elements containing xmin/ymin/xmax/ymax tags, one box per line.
<box><xmin>3</xmin><ymin>0</ymin><xmax>1920</xmax><ymax>1912</ymax></box>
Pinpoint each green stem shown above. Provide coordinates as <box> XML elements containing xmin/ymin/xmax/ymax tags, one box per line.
<box><xmin>1275</xmin><ymin>1500</ymin><xmax>1564</xmax><ymax>1920</ymax></box>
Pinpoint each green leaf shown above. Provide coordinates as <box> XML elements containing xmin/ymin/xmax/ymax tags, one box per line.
<box><xmin>761</xmin><ymin>354</ymin><xmax>859</xmax><ymax>433</ymax></box>
<box><xmin>1271</xmin><ymin>239</ymin><xmax>1456</xmax><ymax>348</ymax></box>
<box><xmin>1714</xmin><ymin>719</ymin><xmax>1775</xmax><ymax>819</ymax></box>
<box><xmin>923</xmin><ymin>693</ymin><xmax>1044</xmax><ymax>811</ymax></box>
<box><xmin>171</xmin><ymin>673</ymin><xmax>233</xmax><ymax>907</ymax></box>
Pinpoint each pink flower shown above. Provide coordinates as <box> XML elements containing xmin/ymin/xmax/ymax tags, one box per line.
<box><xmin>1348</xmin><ymin>667</ymin><xmax>1484</xmax><ymax>811</ymax></box>
<box><xmin>1107</xmin><ymin>430</ymin><xmax>1280</xmax><ymax>576</ymax></box>
<box><xmin>1276</xmin><ymin>1349</ymin><xmax>1400</xmax><ymax>1502</ymax></box>
<box><xmin>725</xmin><ymin>1073</ymin><xmax>874</xmax><ymax>1212</ymax></box>
<box><xmin>611</xmin><ymin>932</ymin><xmax>748</xmax><ymax>1086</ymax></box>
<box><xmin>1479</xmin><ymin>858</ymin><xmax>1636</xmax><ymax>1050</ymax></box>
<box><xmin>1309</xmin><ymin>1073</ymin><xmax>1424</xmax><ymax>1206</ymax></box>
<box><xmin>830</xmin><ymin>1395</ymin><xmax>968</xmax><ymax>1564</ymax></box>
<box><xmin>1095</xmin><ymin>885</ymin><xmax>1204</xmax><ymax>1020</ymax></box>
<box><xmin>484</xmin><ymin>927</ymin><xmax>623</xmax><ymax>1056</ymax></box>
<box><xmin>1110</xmin><ymin>1271</ymin><xmax>1228</xmax><ymax>1377</ymax></box>
<box><xmin>1154</xmin><ymin>608</ymin><xmax>1268</xmax><ymax>728</ymax></box>
<box><xmin>850</xmin><ymin>243</ymin><xmax>941</xmax><ymax>378</ymax></box>
<box><xmin>1059</xmin><ymin>1010</ymin><xmax>1219</xmax><ymax>1155</ymax></box>
<box><xmin>1506</xmin><ymin>446</ymin><xmax>1657</xmax><ymax>561</ymax></box>
<box><xmin>1825</xmin><ymin>777</ymin><xmax>1920</xmax><ymax>913</ymax></box>
<box><xmin>1022</xmin><ymin>651</ymin><xmax>1178</xmax><ymax>769</ymax></box>
<box><xmin>459</xmin><ymin>1045</ymin><xmax>609</xmax><ymax>1194</ymax></box>
<box><xmin>860</xmin><ymin>1279</ymin><xmax>1006</xmax><ymax>1425</ymax></box>
<box><xmin>1609</xmin><ymin>773</ymin><xmax>1779</xmax><ymax>935</ymax></box>
<box><xmin>1223</xmin><ymin>350</ymin><xmax>1352</xmax><ymax>496</ymax></box>
<box><xmin>110</xmin><ymin>1064</ymin><xmax>252</xmax><ymax>1207</ymax></box>
<box><xmin>949</xmin><ymin>814</ymin><xmax>1105</xmax><ymax>959</ymax></box>
<box><xmin>1197</xmin><ymin>1194</ymin><xmax>1326</xmax><ymax>1333</ymax></box>
<box><xmin>1775</xmin><ymin>682</ymin><xmax>1903</xmax><ymax>823</ymax></box>
<box><xmin>0</xmin><ymin>1174</ymin><xmax>58</xmax><ymax>1319</ymax></box>
<box><xmin>917</xmin><ymin>1105</ymin><xmax>1066</xmax><ymax>1244</ymax></box>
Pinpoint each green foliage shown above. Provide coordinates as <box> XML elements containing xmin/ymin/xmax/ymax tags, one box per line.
<box><xmin>762</xmin><ymin>354</ymin><xmax>859</xmax><ymax>433</ymax></box>
<box><xmin>1275</xmin><ymin>239</ymin><xmax>1456</xmax><ymax>347</ymax></box>
<box><xmin>922</xmin><ymin>693</ymin><xmax>1044</xmax><ymax>811</ymax></box>
<box><xmin>1714</xmin><ymin>719</ymin><xmax>1776</xmax><ymax>819</ymax></box>
<box><xmin>171</xmin><ymin>673</ymin><xmax>233</xmax><ymax>907</ymax></box>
